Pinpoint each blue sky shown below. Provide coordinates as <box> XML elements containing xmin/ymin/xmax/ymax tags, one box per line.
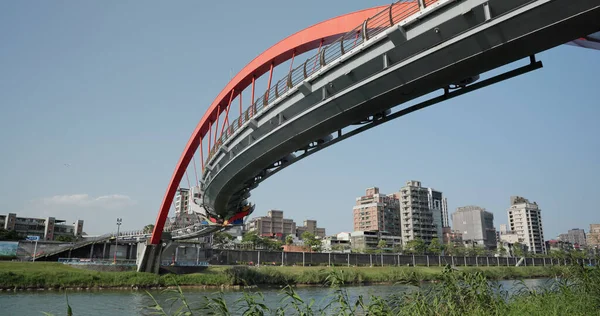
<box><xmin>0</xmin><ymin>1</ymin><xmax>598</xmax><ymax>238</ymax></box>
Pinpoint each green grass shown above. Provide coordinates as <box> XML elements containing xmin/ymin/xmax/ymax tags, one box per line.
<box><xmin>43</xmin><ymin>265</ymin><xmax>599</xmax><ymax>316</ymax></box>
<box><xmin>0</xmin><ymin>262</ymin><xmax>571</xmax><ymax>290</ymax></box>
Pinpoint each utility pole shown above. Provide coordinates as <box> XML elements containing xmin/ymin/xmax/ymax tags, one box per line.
<box><xmin>113</xmin><ymin>218</ymin><xmax>122</xmax><ymax>264</ymax></box>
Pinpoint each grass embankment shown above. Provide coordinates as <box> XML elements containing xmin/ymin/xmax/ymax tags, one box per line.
<box><xmin>0</xmin><ymin>262</ymin><xmax>569</xmax><ymax>290</ymax></box>
<box><xmin>143</xmin><ymin>265</ymin><xmax>600</xmax><ymax>316</ymax></box>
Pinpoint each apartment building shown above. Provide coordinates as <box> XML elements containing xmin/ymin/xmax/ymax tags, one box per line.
<box><xmin>350</xmin><ymin>230</ymin><xmax>402</xmax><ymax>251</ymax></box>
<box><xmin>244</xmin><ymin>210</ymin><xmax>296</xmax><ymax>239</ymax></box>
<box><xmin>451</xmin><ymin>205</ymin><xmax>497</xmax><ymax>249</ymax></box>
<box><xmin>0</xmin><ymin>213</ymin><xmax>84</xmax><ymax>241</ymax></box>
<box><xmin>428</xmin><ymin>188</ymin><xmax>449</xmax><ymax>232</ymax></box>
<box><xmin>442</xmin><ymin>227</ymin><xmax>463</xmax><ymax>245</ymax></box>
<box><xmin>559</xmin><ymin>228</ymin><xmax>587</xmax><ymax>246</ymax></box>
<box><xmin>174</xmin><ymin>188</ymin><xmax>190</xmax><ymax>216</ymax></box>
<box><xmin>397</xmin><ymin>181</ymin><xmax>440</xmax><ymax>244</ymax></box>
<box><xmin>353</xmin><ymin>187</ymin><xmax>401</xmax><ymax>236</ymax></box>
<box><xmin>507</xmin><ymin>196</ymin><xmax>546</xmax><ymax>254</ymax></box>
<box><xmin>296</xmin><ymin>220</ymin><xmax>326</xmax><ymax>238</ymax></box>
<box><xmin>588</xmin><ymin>224</ymin><xmax>600</xmax><ymax>247</ymax></box>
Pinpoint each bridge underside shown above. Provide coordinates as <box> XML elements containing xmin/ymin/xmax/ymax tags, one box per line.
<box><xmin>202</xmin><ymin>0</ymin><xmax>600</xmax><ymax>221</ymax></box>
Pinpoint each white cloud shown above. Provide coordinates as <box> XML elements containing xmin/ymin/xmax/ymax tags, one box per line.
<box><xmin>41</xmin><ymin>194</ymin><xmax>136</xmax><ymax>208</ymax></box>
<box><xmin>22</xmin><ymin>194</ymin><xmax>145</xmax><ymax>235</ymax></box>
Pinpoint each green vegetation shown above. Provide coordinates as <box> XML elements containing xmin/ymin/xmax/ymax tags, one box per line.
<box><xmin>43</xmin><ymin>264</ymin><xmax>600</xmax><ymax>315</ymax></box>
<box><xmin>143</xmin><ymin>224</ymin><xmax>154</xmax><ymax>234</ymax></box>
<box><xmin>240</xmin><ymin>231</ymin><xmax>283</xmax><ymax>251</ymax></box>
<box><xmin>0</xmin><ymin>228</ymin><xmax>22</xmax><ymax>241</ymax></box>
<box><xmin>55</xmin><ymin>235</ymin><xmax>76</xmax><ymax>242</ymax></box>
<box><xmin>300</xmin><ymin>231</ymin><xmax>322</xmax><ymax>252</ymax></box>
<box><xmin>0</xmin><ymin>261</ymin><xmax>571</xmax><ymax>290</ymax></box>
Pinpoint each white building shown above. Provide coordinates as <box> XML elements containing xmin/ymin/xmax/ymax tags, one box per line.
<box><xmin>175</xmin><ymin>188</ymin><xmax>191</xmax><ymax>216</ymax></box>
<box><xmin>507</xmin><ymin>196</ymin><xmax>546</xmax><ymax>254</ymax></box>
<box><xmin>397</xmin><ymin>181</ymin><xmax>444</xmax><ymax>245</ymax></box>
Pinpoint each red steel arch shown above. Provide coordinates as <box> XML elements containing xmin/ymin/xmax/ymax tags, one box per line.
<box><xmin>150</xmin><ymin>5</ymin><xmax>401</xmax><ymax>245</ymax></box>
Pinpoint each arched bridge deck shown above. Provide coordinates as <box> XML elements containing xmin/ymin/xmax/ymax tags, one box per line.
<box><xmin>148</xmin><ymin>0</ymin><xmax>600</xmax><ymax>250</ymax></box>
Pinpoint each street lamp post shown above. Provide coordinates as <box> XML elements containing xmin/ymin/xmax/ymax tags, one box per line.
<box><xmin>114</xmin><ymin>218</ymin><xmax>122</xmax><ymax>264</ymax></box>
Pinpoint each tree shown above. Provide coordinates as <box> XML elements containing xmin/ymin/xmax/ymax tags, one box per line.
<box><xmin>446</xmin><ymin>243</ymin><xmax>466</xmax><ymax>256</ymax></box>
<box><xmin>376</xmin><ymin>239</ymin><xmax>387</xmax><ymax>253</ymax></box>
<box><xmin>143</xmin><ymin>224</ymin><xmax>154</xmax><ymax>234</ymax></box>
<box><xmin>212</xmin><ymin>232</ymin><xmax>234</xmax><ymax>249</ymax></box>
<box><xmin>497</xmin><ymin>245</ymin><xmax>508</xmax><ymax>257</ymax></box>
<box><xmin>427</xmin><ymin>238</ymin><xmax>443</xmax><ymax>255</ymax></box>
<box><xmin>0</xmin><ymin>229</ymin><xmax>22</xmax><ymax>241</ymax></box>
<box><xmin>392</xmin><ymin>244</ymin><xmax>403</xmax><ymax>254</ymax></box>
<box><xmin>405</xmin><ymin>238</ymin><xmax>427</xmax><ymax>255</ymax></box>
<box><xmin>55</xmin><ymin>235</ymin><xmax>75</xmax><ymax>242</ymax></box>
<box><xmin>285</xmin><ymin>235</ymin><xmax>294</xmax><ymax>245</ymax></box>
<box><xmin>469</xmin><ymin>246</ymin><xmax>487</xmax><ymax>257</ymax></box>
<box><xmin>512</xmin><ymin>242</ymin><xmax>526</xmax><ymax>257</ymax></box>
<box><xmin>301</xmin><ymin>231</ymin><xmax>321</xmax><ymax>252</ymax></box>
<box><xmin>242</xmin><ymin>231</ymin><xmax>262</xmax><ymax>247</ymax></box>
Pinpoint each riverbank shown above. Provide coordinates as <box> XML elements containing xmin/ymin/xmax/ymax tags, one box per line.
<box><xmin>0</xmin><ymin>262</ymin><xmax>570</xmax><ymax>291</ymax></box>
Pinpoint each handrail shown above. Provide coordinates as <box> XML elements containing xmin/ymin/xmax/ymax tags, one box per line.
<box><xmin>204</xmin><ymin>0</ymin><xmax>433</xmax><ymax>167</ymax></box>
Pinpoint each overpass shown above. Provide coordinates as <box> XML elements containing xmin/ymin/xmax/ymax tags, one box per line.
<box><xmin>138</xmin><ymin>0</ymin><xmax>600</xmax><ymax>272</ymax></box>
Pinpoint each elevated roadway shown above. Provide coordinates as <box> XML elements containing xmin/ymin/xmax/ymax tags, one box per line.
<box><xmin>141</xmin><ymin>0</ymin><xmax>600</xmax><ymax>273</ymax></box>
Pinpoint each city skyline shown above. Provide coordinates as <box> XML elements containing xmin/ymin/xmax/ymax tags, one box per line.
<box><xmin>0</xmin><ymin>0</ymin><xmax>599</xmax><ymax>238</ymax></box>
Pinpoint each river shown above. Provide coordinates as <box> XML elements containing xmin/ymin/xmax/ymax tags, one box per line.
<box><xmin>0</xmin><ymin>278</ymin><xmax>555</xmax><ymax>315</ymax></box>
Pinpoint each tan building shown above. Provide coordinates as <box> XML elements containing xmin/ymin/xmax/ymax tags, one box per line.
<box><xmin>353</xmin><ymin>187</ymin><xmax>401</xmax><ymax>236</ymax></box>
<box><xmin>296</xmin><ymin>220</ymin><xmax>326</xmax><ymax>238</ymax></box>
<box><xmin>0</xmin><ymin>213</ymin><xmax>84</xmax><ymax>241</ymax></box>
<box><xmin>588</xmin><ymin>224</ymin><xmax>600</xmax><ymax>247</ymax></box>
<box><xmin>244</xmin><ymin>210</ymin><xmax>296</xmax><ymax>239</ymax></box>
<box><xmin>350</xmin><ymin>230</ymin><xmax>402</xmax><ymax>251</ymax></box>
<box><xmin>442</xmin><ymin>227</ymin><xmax>463</xmax><ymax>245</ymax></box>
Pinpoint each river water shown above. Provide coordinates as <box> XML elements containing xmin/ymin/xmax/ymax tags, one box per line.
<box><xmin>0</xmin><ymin>278</ymin><xmax>554</xmax><ymax>316</ymax></box>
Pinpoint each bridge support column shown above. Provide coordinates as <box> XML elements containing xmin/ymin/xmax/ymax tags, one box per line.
<box><xmin>137</xmin><ymin>242</ymin><xmax>164</xmax><ymax>273</ymax></box>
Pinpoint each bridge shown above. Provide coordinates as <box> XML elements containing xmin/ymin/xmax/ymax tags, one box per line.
<box><xmin>137</xmin><ymin>0</ymin><xmax>600</xmax><ymax>272</ymax></box>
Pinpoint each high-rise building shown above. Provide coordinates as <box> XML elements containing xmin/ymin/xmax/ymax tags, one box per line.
<box><xmin>560</xmin><ymin>228</ymin><xmax>587</xmax><ymax>246</ymax></box>
<box><xmin>428</xmin><ymin>188</ymin><xmax>448</xmax><ymax>236</ymax></box>
<box><xmin>451</xmin><ymin>205</ymin><xmax>497</xmax><ymax>249</ymax></box>
<box><xmin>588</xmin><ymin>224</ymin><xmax>600</xmax><ymax>247</ymax></box>
<box><xmin>244</xmin><ymin>210</ymin><xmax>296</xmax><ymax>239</ymax></box>
<box><xmin>507</xmin><ymin>196</ymin><xmax>546</xmax><ymax>254</ymax></box>
<box><xmin>353</xmin><ymin>187</ymin><xmax>401</xmax><ymax>236</ymax></box>
<box><xmin>175</xmin><ymin>188</ymin><xmax>190</xmax><ymax>216</ymax></box>
<box><xmin>397</xmin><ymin>181</ymin><xmax>438</xmax><ymax>244</ymax></box>
<box><xmin>0</xmin><ymin>213</ymin><xmax>84</xmax><ymax>241</ymax></box>
<box><xmin>296</xmin><ymin>220</ymin><xmax>326</xmax><ymax>238</ymax></box>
